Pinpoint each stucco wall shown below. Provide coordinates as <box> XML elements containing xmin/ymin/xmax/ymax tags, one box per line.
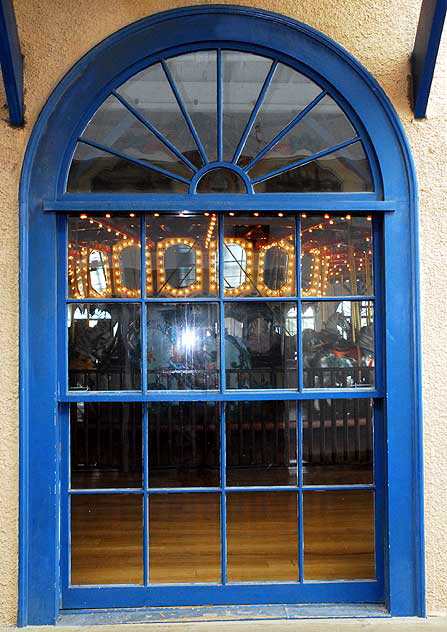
<box><xmin>0</xmin><ymin>0</ymin><xmax>446</xmax><ymax>625</ymax></box>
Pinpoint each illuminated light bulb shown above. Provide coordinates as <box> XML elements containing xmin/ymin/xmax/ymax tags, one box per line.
<box><xmin>115</xmin><ymin>232</ymin><xmax>120</xmax><ymax>236</ymax></box>
<box><xmin>367</xmin><ymin>216</ymin><xmax>372</xmax><ymax>221</ymax></box>
<box><xmin>80</xmin><ymin>214</ymin><xmax>88</xmax><ymax>220</ymax></box>
<box><xmin>154</xmin><ymin>213</ymin><xmax>160</xmax><ymax>217</ymax></box>
<box><xmin>105</xmin><ymin>214</ymin><xmax>111</xmax><ymax>219</ymax></box>
<box><xmin>253</xmin><ymin>212</ymin><xmax>259</xmax><ymax>217</ymax></box>
<box><xmin>89</xmin><ymin>219</ymin><xmax>94</xmax><ymax>224</ymax></box>
<box><xmin>301</xmin><ymin>213</ymin><xmax>307</xmax><ymax>218</ymax></box>
<box><xmin>278</xmin><ymin>212</ymin><xmax>284</xmax><ymax>217</ymax></box>
<box><xmin>346</xmin><ymin>214</ymin><xmax>352</xmax><ymax>220</ymax></box>
<box><xmin>324</xmin><ymin>213</ymin><xmax>330</xmax><ymax>219</ymax></box>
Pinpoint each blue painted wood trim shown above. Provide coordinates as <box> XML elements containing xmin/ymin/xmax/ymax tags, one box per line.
<box><xmin>412</xmin><ymin>0</ymin><xmax>447</xmax><ymax>119</ymax></box>
<box><xmin>19</xmin><ymin>5</ymin><xmax>423</xmax><ymax>624</ymax></box>
<box><xmin>0</xmin><ymin>0</ymin><xmax>24</xmax><ymax>126</ymax></box>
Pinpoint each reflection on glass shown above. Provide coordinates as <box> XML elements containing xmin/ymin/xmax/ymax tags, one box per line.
<box><xmin>166</xmin><ymin>51</ymin><xmax>217</xmax><ymax>162</ymax></box>
<box><xmin>67</xmin><ymin>142</ymin><xmax>189</xmax><ymax>193</ymax></box>
<box><xmin>302</xmin><ymin>300</ymin><xmax>374</xmax><ymax>388</ymax></box>
<box><xmin>71</xmin><ymin>494</ymin><xmax>143</xmax><ymax>585</ymax></box>
<box><xmin>70</xmin><ymin>403</ymin><xmax>142</xmax><ymax>489</ymax></box>
<box><xmin>196</xmin><ymin>168</ymin><xmax>247</xmax><ymax>193</ymax></box>
<box><xmin>80</xmin><ymin>95</ymin><xmax>192</xmax><ymax>179</ymax></box>
<box><xmin>301</xmin><ymin>214</ymin><xmax>373</xmax><ymax>297</ymax></box>
<box><xmin>149</xmin><ymin>493</ymin><xmax>221</xmax><ymax>583</ymax></box>
<box><xmin>225</xmin><ymin>302</ymin><xmax>297</xmax><ymax>389</ymax></box>
<box><xmin>248</xmin><ymin>95</ymin><xmax>356</xmax><ymax>179</ymax></box>
<box><xmin>302</xmin><ymin>399</ymin><xmax>373</xmax><ymax>485</ymax></box>
<box><xmin>117</xmin><ymin>62</ymin><xmax>203</xmax><ymax>168</ymax></box>
<box><xmin>146</xmin><ymin>213</ymin><xmax>218</xmax><ymax>297</ymax></box>
<box><xmin>304</xmin><ymin>491</ymin><xmax>375</xmax><ymax>579</ymax></box>
<box><xmin>68</xmin><ymin>214</ymin><xmax>141</xmax><ymax>298</ymax></box>
<box><xmin>237</xmin><ymin>63</ymin><xmax>322</xmax><ymax>168</ymax></box>
<box><xmin>223</xmin><ymin>213</ymin><xmax>296</xmax><ymax>297</ymax></box>
<box><xmin>254</xmin><ymin>141</ymin><xmax>373</xmax><ymax>193</ymax></box>
<box><xmin>147</xmin><ymin>303</ymin><xmax>219</xmax><ymax>390</ymax></box>
<box><xmin>149</xmin><ymin>402</ymin><xmax>220</xmax><ymax>487</ymax></box>
<box><xmin>227</xmin><ymin>492</ymin><xmax>298</xmax><ymax>582</ymax></box>
<box><xmin>222</xmin><ymin>51</ymin><xmax>273</xmax><ymax>162</ymax></box>
<box><xmin>68</xmin><ymin>303</ymin><xmax>141</xmax><ymax>391</ymax></box>
<box><xmin>226</xmin><ymin>401</ymin><xmax>297</xmax><ymax>486</ymax></box>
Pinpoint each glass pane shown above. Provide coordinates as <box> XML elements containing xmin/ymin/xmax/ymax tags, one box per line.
<box><xmin>166</xmin><ymin>51</ymin><xmax>217</xmax><ymax>162</ymax></box>
<box><xmin>149</xmin><ymin>402</ymin><xmax>220</xmax><ymax>488</ymax></box>
<box><xmin>68</xmin><ymin>214</ymin><xmax>141</xmax><ymax>299</ymax></box>
<box><xmin>248</xmin><ymin>95</ymin><xmax>356</xmax><ymax>179</ymax></box>
<box><xmin>67</xmin><ymin>142</ymin><xmax>189</xmax><ymax>193</ymax></box>
<box><xmin>223</xmin><ymin>213</ymin><xmax>296</xmax><ymax>297</ymax></box>
<box><xmin>301</xmin><ymin>214</ymin><xmax>373</xmax><ymax>297</ymax></box>
<box><xmin>71</xmin><ymin>494</ymin><xmax>143</xmax><ymax>584</ymax></box>
<box><xmin>68</xmin><ymin>303</ymin><xmax>141</xmax><ymax>391</ymax></box>
<box><xmin>146</xmin><ymin>212</ymin><xmax>218</xmax><ymax>297</ymax></box>
<box><xmin>222</xmin><ymin>51</ymin><xmax>273</xmax><ymax>162</ymax></box>
<box><xmin>304</xmin><ymin>490</ymin><xmax>375</xmax><ymax>579</ymax></box>
<box><xmin>225</xmin><ymin>302</ymin><xmax>297</xmax><ymax>389</ymax></box>
<box><xmin>80</xmin><ymin>95</ymin><xmax>192</xmax><ymax>179</ymax></box>
<box><xmin>302</xmin><ymin>300</ymin><xmax>374</xmax><ymax>388</ymax></box>
<box><xmin>302</xmin><ymin>399</ymin><xmax>373</xmax><ymax>485</ymax></box>
<box><xmin>196</xmin><ymin>168</ymin><xmax>246</xmax><ymax>193</ymax></box>
<box><xmin>71</xmin><ymin>403</ymin><xmax>142</xmax><ymax>489</ymax></box>
<box><xmin>237</xmin><ymin>63</ymin><xmax>322</xmax><ymax>168</ymax></box>
<box><xmin>149</xmin><ymin>493</ymin><xmax>221</xmax><ymax>583</ymax></box>
<box><xmin>254</xmin><ymin>141</ymin><xmax>373</xmax><ymax>192</ymax></box>
<box><xmin>117</xmin><ymin>62</ymin><xmax>203</xmax><ymax>168</ymax></box>
<box><xmin>226</xmin><ymin>492</ymin><xmax>298</xmax><ymax>582</ymax></box>
<box><xmin>226</xmin><ymin>401</ymin><xmax>297</xmax><ymax>486</ymax></box>
<box><xmin>147</xmin><ymin>302</ymin><xmax>219</xmax><ymax>390</ymax></box>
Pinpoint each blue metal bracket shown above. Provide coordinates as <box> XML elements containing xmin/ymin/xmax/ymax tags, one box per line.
<box><xmin>0</xmin><ymin>0</ymin><xmax>23</xmax><ymax>126</ymax></box>
<box><xmin>412</xmin><ymin>0</ymin><xmax>447</xmax><ymax>119</ymax></box>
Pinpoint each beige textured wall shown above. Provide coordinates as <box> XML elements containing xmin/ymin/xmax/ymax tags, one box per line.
<box><xmin>0</xmin><ymin>0</ymin><xmax>446</xmax><ymax>625</ymax></box>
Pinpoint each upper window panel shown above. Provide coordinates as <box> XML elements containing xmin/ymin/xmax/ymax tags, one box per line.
<box><xmin>67</xmin><ymin>50</ymin><xmax>374</xmax><ymax>194</ymax></box>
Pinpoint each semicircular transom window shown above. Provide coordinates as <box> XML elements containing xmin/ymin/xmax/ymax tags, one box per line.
<box><xmin>67</xmin><ymin>50</ymin><xmax>374</xmax><ymax>194</ymax></box>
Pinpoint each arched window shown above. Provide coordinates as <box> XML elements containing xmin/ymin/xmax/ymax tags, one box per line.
<box><xmin>19</xmin><ymin>7</ymin><xmax>423</xmax><ymax>625</ymax></box>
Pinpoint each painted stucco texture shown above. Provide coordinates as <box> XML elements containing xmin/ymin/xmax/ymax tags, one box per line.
<box><xmin>0</xmin><ymin>0</ymin><xmax>446</xmax><ymax>625</ymax></box>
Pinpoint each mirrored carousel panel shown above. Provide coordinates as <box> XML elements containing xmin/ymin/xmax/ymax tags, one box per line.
<box><xmin>147</xmin><ymin>302</ymin><xmax>220</xmax><ymax>390</ymax></box>
<box><xmin>301</xmin><ymin>214</ymin><xmax>373</xmax><ymax>297</ymax></box>
<box><xmin>224</xmin><ymin>301</ymin><xmax>298</xmax><ymax>389</ymax></box>
<box><xmin>68</xmin><ymin>214</ymin><xmax>142</xmax><ymax>298</ymax></box>
<box><xmin>302</xmin><ymin>398</ymin><xmax>374</xmax><ymax>486</ymax></box>
<box><xmin>223</xmin><ymin>213</ymin><xmax>296</xmax><ymax>297</ymax></box>
<box><xmin>146</xmin><ymin>212</ymin><xmax>218</xmax><ymax>297</ymax></box>
<box><xmin>302</xmin><ymin>300</ymin><xmax>375</xmax><ymax>389</ymax></box>
<box><xmin>68</xmin><ymin>303</ymin><xmax>141</xmax><ymax>391</ymax></box>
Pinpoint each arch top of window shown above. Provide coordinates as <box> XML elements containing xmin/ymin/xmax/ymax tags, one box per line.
<box><xmin>66</xmin><ymin>49</ymin><xmax>378</xmax><ymax>196</ymax></box>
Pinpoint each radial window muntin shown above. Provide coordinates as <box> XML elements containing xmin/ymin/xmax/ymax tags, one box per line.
<box><xmin>66</xmin><ymin>48</ymin><xmax>376</xmax><ymax>195</ymax></box>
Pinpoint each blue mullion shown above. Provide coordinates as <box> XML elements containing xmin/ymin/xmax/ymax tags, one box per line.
<box><xmin>144</xmin><ymin>297</ymin><xmax>222</xmax><ymax>303</ymax></box>
<box><xmin>60</xmin><ymin>403</ymin><xmax>71</xmax><ymax>591</ymax></box>
<box><xmin>218</xmin><ymin>212</ymin><xmax>226</xmax><ymax>393</ymax></box>
<box><xmin>141</xmin><ymin>217</ymin><xmax>148</xmax><ymax>394</ymax></box>
<box><xmin>143</xmin><ymin>403</ymin><xmax>149</xmax><ymax>585</ymax></box>
<box><xmin>160</xmin><ymin>59</ymin><xmax>208</xmax><ymax>165</ymax></box>
<box><xmin>67</xmin><ymin>298</ymin><xmax>144</xmax><ymax>304</ymax></box>
<box><xmin>69</xmin><ymin>488</ymin><xmax>145</xmax><ymax>495</ymax></box>
<box><xmin>298</xmin><ymin>490</ymin><xmax>304</xmax><ymax>583</ymax></box>
<box><xmin>251</xmin><ymin>137</ymin><xmax>361</xmax><ymax>185</ymax></box>
<box><xmin>243</xmin><ymin>90</ymin><xmax>327</xmax><ymax>173</ymax></box>
<box><xmin>60</xmin><ymin>388</ymin><xmax>384</xmax><ymax>402</ymax></box>
<box><xmin>58</xmin><ymin>215</ymin><xmax>69</xmax><ymax>396</ymax></box>
<box><xmin>372</xmin><ymin>215</ymin><xmax>384</xmax><ymax>393</ymax></box>
<box><xmin>78</xmin><ymin>138</ymin><xmax>191</xmax><ymax>185</ymax></box>
<box><xmin>372</xmin><ymin>398</ymin><xmax>386</xmax><ymax>594</ymax></box>
<box><xmin>217</xmin><ymin>48</ymin><xmax>223</xmax><ymax>162</ymax></box>
<box><xmin>297</xmin><ymin>400</ymin><xmax>303</xmax><ymax>583</ymax></box>
<box><xmin>296</xmin><ymin>214</ymin><xmax>303</xmax><ymax>392</ymax></box>
<box><xmin>302</xmin><ymin>295</ymin><xmax>375</xmax><ymax>302</ymax></box>
<box><xmin>232</xmin><ymin>59</ymin><xmax>278</xmax><ymax>165</ymax></box>
<box><xmin>222</xmin><ymin>296</ymin><xmax>298</xmax><ymax>302</ymax></box>
<box><xmin>220</xmin><ymin>402</ymin><xmax>227</xmax><ymax>585</ymax></box>
<box><xmin>111</xmin><ymin>90</ymin><xmax>197</xmax><ymax>173</ymax></box>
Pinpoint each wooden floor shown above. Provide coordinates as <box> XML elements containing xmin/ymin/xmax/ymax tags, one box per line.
<box><xmin>71</xmin><ymin>491</ymin><xmax>375</xmax><ymax>586</ymax></box>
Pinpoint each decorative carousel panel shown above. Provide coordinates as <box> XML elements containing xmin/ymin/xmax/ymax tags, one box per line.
<box><xmin>68</xmin><ymin>214</ymin><xmax>142</xmax><ymax>298</ymax></box>
<box><xmin>301</xmin><ymin>213</ymin><xmax>373</xmax><ymax>297</ymax></box>
<box><xmin>67</xmin><ymin>50</ymin><xmax>375</xmax><ymax>194</ymax></box>
<box><xmin>301</xmin><ymin>300</ymin><xmax>375</xmax><ymax>389</ymax></box>
<box><xmin>222</xmin><ymin>213</ymin><xmax>295</xmax><ymax>296</ymax></box>
<box><xmin>146</xmin><ymin>212</ymin><xmax>218</xmax><ymax>297</ymax></box>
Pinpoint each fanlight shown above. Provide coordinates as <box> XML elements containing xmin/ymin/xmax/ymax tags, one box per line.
<box><xmin>67</xmin><ymin>50</ymin><xmax>373</xmax><ymax>194</ymax></box>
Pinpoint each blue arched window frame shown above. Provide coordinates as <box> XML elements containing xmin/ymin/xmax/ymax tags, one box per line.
<box><xmin>19</xmin><ymin>6</ymin><xmax>423</xmax><ymax>625</ymax></box>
